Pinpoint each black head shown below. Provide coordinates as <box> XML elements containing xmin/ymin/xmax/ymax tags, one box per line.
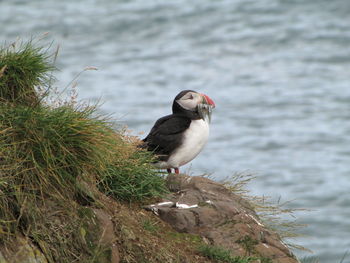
<box><xmin>172</xmin><ymin>90</ymin><xmax>215</xmax><ymax>121</ymax></box>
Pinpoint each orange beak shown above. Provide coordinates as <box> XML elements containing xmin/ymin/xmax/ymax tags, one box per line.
<box><xmin>201</xmin><ymin>93</ymin><xmax>215</xmax><ymax>108</ymax></box>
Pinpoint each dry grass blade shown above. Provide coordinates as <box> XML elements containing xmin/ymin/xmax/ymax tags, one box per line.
<box><xmin>0</xmin><ymin>65</ymin><xmax>7</xmax><ymax>78</ymax></box>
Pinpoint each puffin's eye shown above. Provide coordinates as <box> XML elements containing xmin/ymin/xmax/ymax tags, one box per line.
<box><xmin>183</xmin><ymin>94</ymin><xmax>193</xmax><ymax>100</ymax></box>
<box><xmin>186</xmin><ymin>93</ymin><xmax>194</xmax><ymax>100</ymax></box>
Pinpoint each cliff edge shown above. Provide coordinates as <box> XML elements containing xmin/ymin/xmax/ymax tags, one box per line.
<box><xmin>0</xmin><ymin>173</ymin><xmax>299</xmax><ymax>263</ymax></box>
<box><xmin>0</xmin><ymin>39</ymin><xmax>301</xmax><ymax>263</ymax></box>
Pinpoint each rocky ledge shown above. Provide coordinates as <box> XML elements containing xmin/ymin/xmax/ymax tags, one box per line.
<box><xmin>145</xmin><ymin>174</ymin><xmax>299</xmax><ymax>263</ymax></box>
<box><xmin>0</xmin><ymin>174</ymin><xmax>300</xmax><ymax>263</ymax></box>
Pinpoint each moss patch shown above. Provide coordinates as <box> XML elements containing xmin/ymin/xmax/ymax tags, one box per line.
<box><xmin>198</xmin><ymin>245</ymin><xmax>256</xmax><ymax>263</ymax></box>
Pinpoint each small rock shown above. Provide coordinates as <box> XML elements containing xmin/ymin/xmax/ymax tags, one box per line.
<box><xmin>94</xmin><ymin>209</ymin><xmax>120</xmax><ymax>263</ymax></box>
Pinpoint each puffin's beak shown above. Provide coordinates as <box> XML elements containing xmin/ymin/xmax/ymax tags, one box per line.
<box><xmin>200</xmin><ymin>93</ymin><xmax>215</xmax><ymax>108</ymax></box>
<box><xmin>198</xmin><ymin>93</ymin><xmax>215</xmax><ymax>123</ymax></box>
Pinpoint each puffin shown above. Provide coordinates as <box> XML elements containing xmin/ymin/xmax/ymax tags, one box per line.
<box><xmin>142</xmin><ymin>90</ymin><xmax>215</xmax><ymax>174</ymax></box>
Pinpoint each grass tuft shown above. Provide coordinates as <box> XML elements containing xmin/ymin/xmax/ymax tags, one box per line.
<box><xmin>98</xmin><ymin>145</ymin><xmax>168</xmax><ymax>202</ymax></box>
<box><xmin>0</xmin><ymin>103</ymin><xmax>125</xmax><ymax>261</ymax></box>
<box><xmin>0</xmin><ymin>40</ymin><xmax>55</xmax><ymax>106</ymax></box>
<box><xmin>198</xmin><ymin>245</ymin><xmax>257</xmax><ymax>263</ymax></box>
<box><xmin>236</xmin><ymin>236</ymin><xmax>258</xmax><ymax>255</ymax></box>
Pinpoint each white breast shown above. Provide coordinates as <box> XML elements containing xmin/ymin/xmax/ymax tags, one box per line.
<box><xmin>166</xmin><ymin>119</ymin><xmax>210</xmax><ymax>168</ymax></box>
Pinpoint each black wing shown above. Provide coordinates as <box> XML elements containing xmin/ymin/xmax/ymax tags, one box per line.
<box><xmin>143</xmin><ymin>114</ymin><xmax>191</xmax><ymax>161</ymax></box>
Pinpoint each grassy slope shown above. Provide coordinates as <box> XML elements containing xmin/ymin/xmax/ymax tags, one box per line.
<box><xmin>0</xmin><ymin>40</ymin><xmax>173</xmax><ymax>262</ymax></box>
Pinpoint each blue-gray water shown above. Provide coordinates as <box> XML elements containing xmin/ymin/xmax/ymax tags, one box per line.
<box><xmin>1</xmin><ymin>0</ymin><xmax>350</xmax><ymax>262</ymax></box>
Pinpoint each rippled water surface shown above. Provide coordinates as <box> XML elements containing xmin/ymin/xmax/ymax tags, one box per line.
<box><xmin>1</xmin><ymin>0</ymin><xmax>350</xmax><ymax>261</ymax></box>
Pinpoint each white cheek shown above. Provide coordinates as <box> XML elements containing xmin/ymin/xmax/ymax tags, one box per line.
<box><xmin>177</xmin><ymin>95</ymin><xmax>202</xmax><ymax>110</ymax></box>
<box><xmin>176</xmin><ymin>99</ymin><xmax>197</xmax><ymax>110</ymax></box>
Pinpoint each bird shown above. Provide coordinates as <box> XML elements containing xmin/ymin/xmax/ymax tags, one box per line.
<box><xmin>142</xmin><ymin>90</ymin><xmax>215</xmax><ymax>174</ymax></box>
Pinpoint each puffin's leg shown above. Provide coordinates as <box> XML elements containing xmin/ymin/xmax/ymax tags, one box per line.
<box><xmin>167</xmin><ymin>168</ymin><xmax>172</xmax><ymax>174</ymax></box>
<box><xmin>174</xmin><ymin>168</ymin><xmax>179</xmax><ymax>174</ymax></box>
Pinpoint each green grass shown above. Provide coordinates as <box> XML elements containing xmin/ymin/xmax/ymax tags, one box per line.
<box><xmin>198</xmin><ymin>245</ymin><xmax>257</xmax><ymax>263</ymax></box>
<box><xmin>0</xmin><ymin>40</ymin><xmax>55</xmax><ymax>106</ymax></box>
<box><xmin>98</xmin><ymin>146</ymin><xmax>168</xmax><ymax>202</ymax></box>
<box><xmin>142</xmin><ymin>219</ymin><xmax>160</xmax><ymax>233</ymax></box>
<box><xmin>236</xmin><ymin>236</ymin><xmax>258</xmax><ymax>255</ymax></box>
<box><xmin>0</xmin><ymin>99</ymin><xmax>122</xmax><ymax>262</ymax></box>
<box><xmin>0</xmin><ymin>38</ymin><xmax>168</xmax><ymax>262</ymax></box>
